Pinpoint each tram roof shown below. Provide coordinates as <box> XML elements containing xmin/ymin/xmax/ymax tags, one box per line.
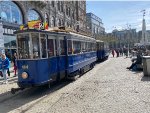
<box><xmin>69</xmin><ymin>32</ymin><xmax>95</xmax><ymax>41</ymax></box>
<box><xmin>96</xmin><ymin>40</ymin><xmax>104</xmax><ymax>43</ymax></box>
<box><xmin>14</xmin><ymin>29</ymin><xmax>67</xmax><ymax>35</ymax></box>
<box><xmin>14</xmin><ymin>29</ymin><xmax>95</xmax><ymax>41</ymax></box>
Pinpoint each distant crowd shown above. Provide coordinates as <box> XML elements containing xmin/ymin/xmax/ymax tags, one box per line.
<box><xmin>111</xmin><ymin>46</ymin><xmax>150</xmax><ymax>58</ymax></box>
<box><xmin>111</xmin><ymin>46</ymin><xmax>150</xmax><ymax>71</ymax></box>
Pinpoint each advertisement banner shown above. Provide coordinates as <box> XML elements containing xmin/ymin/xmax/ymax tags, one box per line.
<box><xmin>20</xmin><ymin>20</ymin><xmax>48</xmax><ymax>30</ymax></box>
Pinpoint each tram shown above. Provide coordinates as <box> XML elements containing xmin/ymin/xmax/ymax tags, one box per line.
<box><xmin>11</xmin><ymin>26</ymin><xmax>97</xmax><ymax>94</ymax></box>
<box><xmin>96</xmin><ymin>40</ymin><xmax>109</xmax><ymax>61</ymax></box>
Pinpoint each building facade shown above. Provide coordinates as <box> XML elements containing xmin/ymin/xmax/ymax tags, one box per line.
<box><xmin>137</xmin><ymin>30</ymin><xmax>150</xmax><ymax>44</ymax></box>
<box><xmin>0</xmin><ymin>1</ymin><xmax>86</xmax><ymax>60</ymax></box>
<box><xmin>112</xmin><ymin>29</ymin><xmax>137</xmax><ymax>48</ymax></box>
<box><xmin>86</xmin><ymin>12</ymin><xmax>105</xmax><ymax>38</ymax></box>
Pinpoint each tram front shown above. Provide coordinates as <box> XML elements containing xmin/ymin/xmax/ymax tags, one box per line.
<box><xmin>15</xmin><ymin>30</ymin><xmax>51</xmax><ymax>88</ymax></box>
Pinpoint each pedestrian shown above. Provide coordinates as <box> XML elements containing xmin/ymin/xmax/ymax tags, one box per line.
<box><xmin>112</xmin><ymin>49</ymin><xmax>115</xmax><ymax>57</ymax></box>
<box><xmin>116</xmin><ymin>49</ymin><xmax>119</xmax><ymax>57</ymax></box>
<box><xmin>0</xmin><ymin>53</ymin><xmax>3</xmax><ymax>77</ymax></box>
<box><xmin>1</xmin><ymin>54</ymin><xmax>10</xmax><ymax>84</ymax></box>
<box><xmin>5</xmin><ymin>52</ymin><xmax>10</xmax><ymax>77</ymax></box>
<box><xmin>126</xmin><ymin>51</ymin><xmax>142</xmax><ymax>70</ymax></box>
<box><xmin>12</xmin><ymin>53</ymin><xmax>17</xmax><ymax>77</ymax></box>
<box><xmin>119</xmin><ymin>48</ymin><xmax>123</xmax><ymax>56</ymax></box>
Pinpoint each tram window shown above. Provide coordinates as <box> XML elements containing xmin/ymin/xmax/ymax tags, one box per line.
<box><xmin>102</xmin><ymin>43</ymin><xmax>104</xmax><ymax>50</ymax></box>
<box><xmin>81</xmin><ymin>42</ymin><xmax>86</xmax><ymax>52</ymax></box>
<box><xmin>60</xmin><ymin>40</ymin><xmax>65</xmax><ymax>55</ymax></box>
<box><xmin>47</xmin><ymin>39</ymin><xmax>54</xmax><ymax>57</ymax></box>
<box><xmin>86</xmin><ymin>42</ymin><xmax>90</xmax><ymax>52</ymax></box>
<box><xmin>68</xmin><ymin>40</ymin><xmax>72</xmax><ymax>55</ymax></box>
<box><xmin>94</xmin><ymin>43</ymin><xmax>96</xmax><ymax>51</ymax></box>
<box><xmin>31</xmin><ymin>33</ymin><xmax>40</xmax><ymax>59</ymax></box>
<box><xmin>73</xmin><ymin>41</ymin><xmax>81</xmax><ymax>54</ymax></box>
<box><xmin>86</xmin><ymin>42</ymin><xmax>88</xmax><ymax>52</ymax></box>
<box><xmin>91</xmin><ymin>43</ymin><xmax>94</xmax><ymax>51</ymax></box>
<box><xmin>17</xmin><ymin>34</ymin><xmax>30</xmax><ymax>59</ymax></box>
<box><xmin>40</xmin><ymin>34</ymin><xmax>47</xmax><ymax>58</ymax></box>
<box><xmin>89</xmin><ymin>43</ymin><xmax>92</xmax><ymax>51</ymax></box>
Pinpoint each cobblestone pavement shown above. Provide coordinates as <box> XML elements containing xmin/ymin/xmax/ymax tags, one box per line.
<box><xmin>0</xmin><ymin>56</ymin><xmax>150</xmax><ymax>113</ymax></box>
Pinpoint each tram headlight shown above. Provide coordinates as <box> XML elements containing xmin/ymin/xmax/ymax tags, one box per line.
<box><xmin>21</xmin><ymin>72</ymin><xmax>28</xmax><ymax>79</ymax></box>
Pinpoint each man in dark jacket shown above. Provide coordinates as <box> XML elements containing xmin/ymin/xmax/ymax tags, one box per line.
<box><xmin>127</xmin><ymin>52</ymin><xmax>142</xmax><ymax>70</ymax></box>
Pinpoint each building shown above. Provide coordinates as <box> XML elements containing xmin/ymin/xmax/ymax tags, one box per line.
<box><xmin>111</xmin><ymin>29</ymin><xmax>137</xmax><ymax>48</ymax></box>
<box><xmin>137</xmin><ymin>30</ymin><xmax>150</xmax><ymax>44</ymax></box>
<box><xmin>0</xmin><ymin>1</ymin><xmax>86</xmax><ymax>60</ymax></box>
<box><xmin>86</xmin><ymin>12</ymin><xmax>105</xmax><ymax>38</ymax></box>
<box><xmin>76</xmin><ymin>1</ymin><xmax>86</xmax><ymax>33</ymax></box>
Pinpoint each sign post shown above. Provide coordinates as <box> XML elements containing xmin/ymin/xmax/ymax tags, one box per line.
<box><xmin>0</xmin><ymin>22</ymin><xmax>4</xmax><ymax>54</ymax></box>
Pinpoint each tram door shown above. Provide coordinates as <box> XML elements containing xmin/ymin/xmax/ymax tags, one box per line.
<box><xmin>56</xmin><ymin>36</ymin><xmax>66</xmax><ymax>80</ymax></box>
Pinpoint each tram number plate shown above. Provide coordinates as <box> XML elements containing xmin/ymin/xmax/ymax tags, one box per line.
<box><xmin>39</xmin><ymin>23</ymin><xmax>45</xmax><ymax>30</ymax></box>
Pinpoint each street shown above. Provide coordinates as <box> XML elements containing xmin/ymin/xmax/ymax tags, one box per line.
<box><xmin>0</xmin><ymin>56</ymin><xmax>150</xmax><ymax>113</ymax></box>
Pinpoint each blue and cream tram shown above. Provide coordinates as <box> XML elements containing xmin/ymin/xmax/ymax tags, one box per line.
<box><xmin>12</xmin><ymin>28</ymin><xmax>96</xmax><ymax>93</ymax></box>
<box><xmin>96</xmin><ymin>40</ymin><xmax>109</xmax><ymax>61</ymax></box>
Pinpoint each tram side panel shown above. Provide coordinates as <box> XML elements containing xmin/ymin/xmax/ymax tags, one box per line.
<box><xmin>66</xmin><ymin>38</ymin><xmax>96</xmax><ymax>76</ymax></box>
<box><xmin>67</xmin><ymin>52</ymin><xmax>96</xmax><ymax>74</ymax></box>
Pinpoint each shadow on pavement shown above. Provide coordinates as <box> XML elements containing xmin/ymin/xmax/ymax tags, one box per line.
<box><xmin>0</xmin><ymin>80</ymin><xmax>71</xmax><ymax>113</ymax></box>
<box><xmin>141</xmin><ymin>75</ymin><xmax>150</xmax><ymax>81</ymax></box>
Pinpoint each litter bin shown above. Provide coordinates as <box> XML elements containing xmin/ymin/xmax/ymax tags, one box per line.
<box><xmin>142</xmin><ymin>56</ymin><xmax>150</xmax><ymax>76</ymax></box>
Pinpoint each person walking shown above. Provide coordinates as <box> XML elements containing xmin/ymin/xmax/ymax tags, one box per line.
<box><xmin>12</xmin><ymin>53</ymin><xmax>17</xmax><ymax>77</ymax></box>
<box><xmin>0</xmin><ymin>54</ymin><xmax>3</xmax><ymax>77</ymax></box>
<box><xmin>1</xmin><ymin>54</ymin><xmax>10</xmax><ymax>84</ymax></box>
<box><xmin>5</xmin><ymin>52</ymin><xmax>10</xmax><ymax>77</ymax></box>
<box><xmin>112</xmin><ymin>49</ymin><xmax>115</xmax><ymax>57</ymax></box>
<box><xmin>115</xmin><ymin>48</ymin><xmax>119</xmax><ymax>57</ymax></box>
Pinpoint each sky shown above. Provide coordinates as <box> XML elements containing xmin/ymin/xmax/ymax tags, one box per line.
<box><xmin>86</xmin><ymin>1</ymin><xmax>150</xmax><ymax>33</ymax></box>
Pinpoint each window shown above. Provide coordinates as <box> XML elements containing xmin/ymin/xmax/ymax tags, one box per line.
<box><xmin>52</xmin><ymin>1</ymin><xmax>54</xmax><ymax>7</ymax></box>
<box><xmin>86</xmin><ymin>42</ymin><xmax>91</xmax><ymax>52</ymax></box>
<box><xmin>72</xmin><ymin>11</ymin><xmax>75</xmax><ymax>19</ymax></box>
<box><xmin>68</xmin><ymin>40</ymin><xmax>72</xmax><ymax>54</ymax></box>
<box><xmin>32</xmin><ymin>33</ymin><xmax>40</xmax><ymax>59</ymax></box>
<box><xmin>47</xmin><ymin>39</ymin><xmax>54</xmax><ymax>57</ymax></box>
<box><xmin>58</xmin><ymin>19</ymin><xmax>61</xmax><ymax>26</ymax></box>
<box><xmin>61</xmin><ymin>1</ymin><xmax>63</xmax><ymax>12</ymax></box>
<box><xmin>66</xmin><ymin>22</ymin><xmax>69</xmax><ymax>27</ymax></box>
<box><xmin>93</xmin><ymin>43</ymin><xmax>96</xmax><ymax>51</ymax></box>
<box><xmin>27</xmin><ymin>9</ymin><xmax>41</xmax><ymax>21</ymax></box>
<box><xmin>68</xmin><ymin>7</ymin><xmax>70</xmax><ymax>16</ymax></box>
<box><xmin>60</xmin><ymin>40</ymin><xmax>65</xmax><ymax>55</ymax></box>
<box><xmin>66</xmin><ymin>6</ymin><xmax>68</xmax><ymax>16</ymax></box>
<box><xmin>40</xmin><ymin>34</ymin><xmax>47</xmax><ymax>58</ymax></box>
<box><xmin>4</xmin><ymin>35</ymin><xmax>16</xmax><ymax>48</ymax></box>
<box><xmin>45</xmin><ymin>13</ymin><xmax>49</xmax><ymax>26</ymax></box>
<box><xmin>57</xmin><ymin>1</ymin><xmax>60</xmax><ymax>11</ymax></box>
<box><xmin>0</xmin><ymin>1</ymin><xmax>23</xmax><ymax>24</ymax></box>
<box><xmin>51</xmin><ymin>16</ymin><xmax>55</xmax><ymax>27</ymax></box>
<box><xmin>61</xmin><ymin>20</ymin><xmax>64</xmax><ymax>26</ymax></box>
<box><xmin>73</xmin><ymin>41</ymin><xmax>81</xmax><ymax>54</ymax></box>
<box><xmin>17</xmin><ymin>34</ymin><xmax>30</xmax><ymax>59</ymax></box>
<box><xmin>81</xmin><ymin>42</ymin><xmax>86</xmax><ymax>52</ymax></box>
